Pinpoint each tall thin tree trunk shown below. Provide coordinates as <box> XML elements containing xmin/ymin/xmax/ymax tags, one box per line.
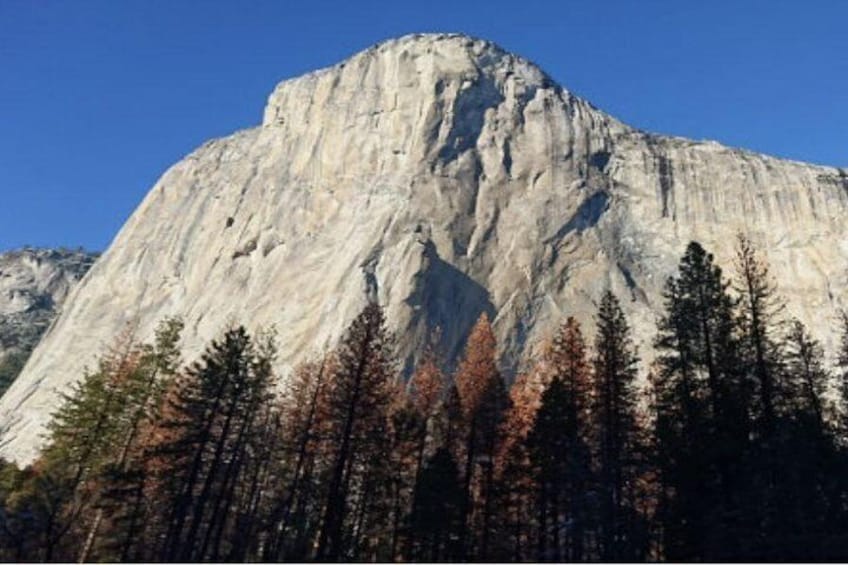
<box><xmin>77</xmin><ymin>511</ymin><xmax>103</xmax><ymax>563</ymax></box>
<box><xmin>201</xmin><ymin>395</ymin><xmax>259</xmax><ymax>560</ymax></box>
<box><xmin>538</xmin><ymin>481</ymin><xmax>548</xmax><ymax>561</ymax></box>
<box><xmin>480</xmin><ymin>454</ymin><xmax>495</xmax><ymax>559</ymax></box>
<box><xmin>161</xmin><ymin>374</ymin><xmax>230</xmax><ymax>561</ymax></box>
<box><xmin>551</xmin><ymin>488</ymin><xmax>561</xmax><ymax>562</ymax></box>
<box><xmin>275</xmin><ymin>361</ymin><xmax>325</xmax><ymax>554</ymax></box>
<box><xmin>315</xmin><ymin>342</ymin><xmax>370</xmax><ymax>560</ymax></box>
<box><xmin>459</xmin><ymin>419</ymin><xmax>476</xmax><ymax>559</ymax></box>
<box><xmin>390</xmin><ymin>475</ymin><xmax>402</xmax><ymax>560</ymax></box>
<box><xmin>180</xmin><ymin>391</ymin><xmax>242</xmax><ymax>560</ymax></box>
<box><xmin>78</xmin><ymin>364</ymin><xmax>164</xmax><ymax>563</ymax></box>
<box><xmin>118</xmin><ymin>481</ymin><xmax>146</xmax><ymax>562</ymax></box>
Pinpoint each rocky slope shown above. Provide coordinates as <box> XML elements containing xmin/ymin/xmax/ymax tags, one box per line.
<box><xmin>0</xmin><ymin>248</ymin><xmax>96</xmax><ymax>393</ymax></box>
<box><xmin>2</xmin><ymin>33</ymin><xmax>846</xmax><ymax>464</ymax></box>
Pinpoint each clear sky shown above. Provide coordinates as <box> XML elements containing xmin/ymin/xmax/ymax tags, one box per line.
<box><xmin>1</xmin><ymin>0</ymin><xmax>846</xmax><ymax>252</ymax></box>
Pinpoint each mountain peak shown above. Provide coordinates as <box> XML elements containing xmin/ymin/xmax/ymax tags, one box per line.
<box><xmin>363</xmin><ymin>33</ymin><xmax>519</xmax><ymax>68</ymax></box>
<box><xmin>262</xmin><ymin>33</ymin><xmax>562</xmax><ymax>128</ymax></box>
<box><xmin>370</xmin><ymin>32</ymin><xmax>503</xmax><ymax>52</ymax></box>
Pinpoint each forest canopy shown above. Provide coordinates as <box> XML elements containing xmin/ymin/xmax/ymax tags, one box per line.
<box><xmin>2</xmin><ymin>238</ymin><xmax>848</xmax><ymax>562</ymax></box>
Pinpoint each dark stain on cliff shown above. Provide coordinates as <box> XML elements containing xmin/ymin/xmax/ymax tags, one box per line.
<box><xmin>658</xmin><ymin>155</ymin><xmax>674</xmax><ymax>219</ymax></box>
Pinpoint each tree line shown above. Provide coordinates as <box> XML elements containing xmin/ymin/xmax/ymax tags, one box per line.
<box><xmin>2</xmin><ymin>235</ymin><xmax>848</xmax><ymax>562</ymax></box>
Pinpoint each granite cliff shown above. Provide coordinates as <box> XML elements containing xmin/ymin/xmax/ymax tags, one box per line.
<box><xmin>2</xmin><ymin>33</ymin><xmax>846</xmax><ymax>463</ymax></box>
<box><xmin>0</xmin><ymin>248</ymin><xmax>96</xmax><ymax>394</ymax></box>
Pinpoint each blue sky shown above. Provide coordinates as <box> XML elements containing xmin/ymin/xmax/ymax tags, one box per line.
<box><xmin>1</xmin><ymin>0</ymin><xmax>846</xmax><ymax>251</ymax></box>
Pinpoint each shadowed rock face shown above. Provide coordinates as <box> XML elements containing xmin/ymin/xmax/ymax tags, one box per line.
<box><xmin>0</xmin><ymin>248</ymin><xmax>96</xmax><ymax>390</ymax></box>
<box><xmin>0</xmin><ymin>248</ymin><xmax>96</xmax><ymax>354</ymax></box>
<box><xmin>1</xmin><ymin>33</ymin><xmax>846</xmax><ymax>464</ymax></box>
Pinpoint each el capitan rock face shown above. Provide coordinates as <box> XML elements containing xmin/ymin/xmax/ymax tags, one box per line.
<box><xmin>1</xmin><ymin>33</ymin><xmax>846</xmax><ymax>463</ymax></box>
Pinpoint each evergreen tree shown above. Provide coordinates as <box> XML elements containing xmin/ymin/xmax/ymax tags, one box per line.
<box><xmin>651</xmin><ymin>242</ymin><xmax>749</xmax><ymax>559</ymax></box>
<box><xmin>752</xmin><ymin>318</ymin><xmax>846</xmax><ymax>560</ymax></box>
<box><xmin>403</xmin><ymin>337</ymin><xmax>447</xmax><ymax>558</ymax></box>
<box><xmin>453</xmin><ymin>312</ymin><xmax>508</xmax><ymax>560</ymax></box>
<box><xmin>592</xmin><ymin>291</ymin><xmax>648</xmax><ymax>561</ymax></box>
<box><xmin>314</xmin><ymin>302</ymin><xmax>396</xmax><ymax>561</ymax></box>
<box><xmin>493</xmin><ymin>371</ymin><xmax>543</xmax><ymax>562</ymax></box>
<box><xmin>79</xmin><ymin>316</ymin><xmax>184</xmax><ymax>562</ymax></box>
<box><xmin>383</xmin><ymin>384</ymin><xmax>423</xmax><ymax>560</ymax></box>
<box><xmin>785</xmin><ymin>319</ymin><xmax>830</xmax><ymax>430</ymax></box>
<box><xmin>526</xmin><ymin>317</ymin><xmax>593</xmax><ymax>562</ymax></box>
<box><xmin>0</xmin><ymin>460</ymin><xmax>58</xmax><ymax>561</ymax></box>
<box><xmin>836</xmin><ymin>311</ymin><xmax>848</xmax><ymax>441</ymax></box>
<box><xmin>262</xmin><ymin>359</ymin><xmax>329</xmax><ymax>561</ymax></box>
<box><xmin>147</xmin><ymin>325</ymin><xmax>275</xmax><ymax>562</ymax></box>
<box><xmin>652</xmin><ymin>287</ymin><xmax>708</xmax><ymax>558</ymax></box>
<box><xmin>679</xmin><ymin>242</ymin><xmax>745</xmax><ymax>425</ymax></box>
<box><xmin>732</xmin><ymin>236</ymin><xmax>803</xmax><ymax>556</ymax></box>
<box><xmin>408</xmin><ymin>334</ymin><xmax>447</xmax><ymax>479</ymax></box>
<box><xmin>32</xmin><ymin>318</ymin><xmax>183</xmax><ymax>561</ymax></box>
<box><xmin>734</xmin><ymin>234</ymin><xmax>786</xmax><ymax>434</ymax></box>
<box><xmin>408</xmin><ymin>447</ymin><xmax>464</xmax><ymax>562</ymax></box>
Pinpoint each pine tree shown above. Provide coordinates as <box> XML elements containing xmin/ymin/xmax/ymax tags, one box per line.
<box><xmin>677</xmin><ymin>241</ymin><xmax>745</xmax><ymax>425</ymax></box>
<box><xmin>408</xmin><ymin>447</ymin><xmax>464</xmax><ymax>562</ymax></box>
<box><xmin>404</xmin><ymin>337</ymin><xmax>448</xmax><ymax>558</ymax></box>
<box><xmin>734</xmin><ymin>234</ymin><xmax>786</xmax><ymax>435</ymax></box>
<box><xmin>525</xmin><ymin>317</ymin><xmax>593</xmax><ymax>562</ymax></box>
<box><xmin>208</xmin><ymin>328</ymin><xmax>278</xmax><ymax>562</ymax></box>
<box><xmin>146</xmin><ymin>325</ymin><xmax>275</xmax><ymax>562</ymax></box>
<box><xmin>492</xmin><ymin>371</ymin><xmax>543</xmax><ymax>562</ymax></box>
<box><xmin>408</xmin><ymin>334</ymin><xmax>447</xmax><ymax>476</ymax></box>
<box><xmin>785</xmin><ymin>320</ymin><xmax>830</xmax><ymax>430</ymax></box>
<box><xmin>453</xmin><ymin>312</ymin><xmax>507</xmax><ymax>560</ymax></box>
<box><xmin>31</xmin><ymin>319</ymin><xmax>183</xmax><ymax>561</ymax></box>
<box><xmin>652</xmin><ymin>242</ymin><xmax>757</xmax><ymax>559</ymax></box>
<box><xmin>384</xmin><ymin>383</ymin><xmax>424</xmax><ymax>560</ymax></box>
<box><xmin>79</xmin><ymin>316</ymin><xmax>184</xmax><ymax>562</ymax></box>
<box><xmin>592</xmin><ymin>290</ymin><xmax>647</xmax><ymax>561</ymax></box>
<box><xmin>757</xmin><ymin>319</ymin><xmax>847</xmax><ymax>560</ymax></box>
<box><xmin>262</xmin><ymin>358</ymin><xmax>329</xmax><ymax>561</ymax></box>
<box><xmin>836</xmin><ymin>311</ymin><xmax>848</xmax><ymax>441</ymax></box>
<box><xmin>0</xmin><ymin>460</ymin><xmax>55</xmax><ymax>561</ymax></box>
<box><xmin>314</xmin><ymin>302</ymin><xmax>396</xmax><ymax>561</ymax></box>
<box><xmin>652</xmin><ymin>282</ymin><xmax>708</xmax><ymax>559</ymax></box>
<box><xmin>732</xmin><ymin>236</ymin><xmax>805</xmax><ymax>556</ymax></box>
